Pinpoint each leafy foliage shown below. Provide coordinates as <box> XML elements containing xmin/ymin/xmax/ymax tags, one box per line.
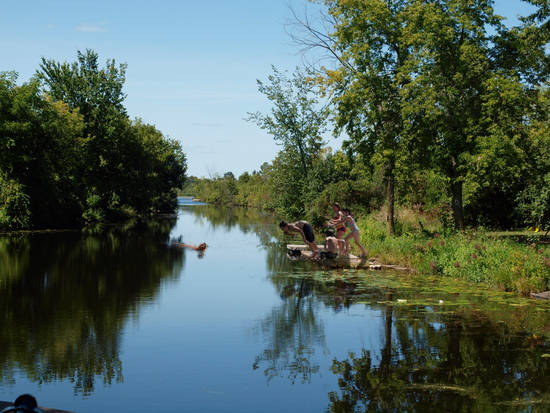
<box><xmin>0</xmin><ymin>50</ymin><xmax>187</xmax><ymax>229</ymax></box>
<box><xmin>247</xmin><ymin>67</ymin><xmax>328</xmax><ymax>176</ymax></box>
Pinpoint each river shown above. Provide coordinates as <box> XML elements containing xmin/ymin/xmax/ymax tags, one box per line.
<box><xmin>1</xmin><ymin>199</ymin><xmax>550</xmax><ymax>412</ymax></box>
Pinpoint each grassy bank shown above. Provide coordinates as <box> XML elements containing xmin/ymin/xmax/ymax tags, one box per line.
<box><xmin>354</xmin><ymin>211</ymin><xmax>550</xmax><ymax>295</ymax></box>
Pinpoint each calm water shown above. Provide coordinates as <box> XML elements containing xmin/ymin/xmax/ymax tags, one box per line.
<box><xmin>1</xmin><ymin>201</ymin><xmax>550</xmax><ymax>412</ymax></box>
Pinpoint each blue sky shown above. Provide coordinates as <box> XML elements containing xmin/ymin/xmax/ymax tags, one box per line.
<box><xmin>1</xmin><ymin>0</ymin><xmax>536</xmax><ymax>177</ymax></box>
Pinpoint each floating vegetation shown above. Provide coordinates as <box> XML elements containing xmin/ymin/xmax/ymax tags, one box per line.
<box><xmin>274</xmin><ymin>267</ymin><xmax>550</xmax><ymax>338</ymax></box>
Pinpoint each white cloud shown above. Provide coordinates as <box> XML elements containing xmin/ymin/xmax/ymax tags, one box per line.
<box><xmin>76</xmin><ymin>23</ymin><xmax>107</xmax><ymax>33</ymax></box>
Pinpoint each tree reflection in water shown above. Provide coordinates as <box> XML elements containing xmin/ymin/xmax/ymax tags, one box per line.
<box><xmin>8</xmin><ymin>205</ymin><xmax>543</xmax><ymax>408</ymax></box>
<box><xmin>0</xmin><ymin>218</ymin><xmax>184</xmax><ymax>395</ymax></box>
<box><xmin>187</xmin><ymin>204</ymin><xmax>327</xmax><ymax>384</ymax></box>
<box><xmin>252</xmin><ymin>278</ymin><xmax>325</xmax><ymax>384</ymax></box>
<box><xmin>326</xmin><ymin>294</ymin><xmax>550</xmax><ymax>412</ymax></box>
<box><xmin>188</xmin><ymin>206</ymin><xmax>550</xmax><ymax>410</ymax></box>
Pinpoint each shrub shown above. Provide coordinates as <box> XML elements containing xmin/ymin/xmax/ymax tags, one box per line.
<box><xmin>355</xmin><ymin>212</ymin><xmax>550</xmax><ymax>295</ymax></box>
<box><xmin>0</xmin><ymin>175</ymin><xmax>31</xmax><ymax>230</ymax></box>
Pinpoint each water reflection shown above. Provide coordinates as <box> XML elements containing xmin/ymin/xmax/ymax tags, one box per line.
<box><xmin>0</xmin><ymin>218</ymin><xmax>184</xmax><ymax>395</ymax></box>
<box><xmin>186</xmin><ymin>206</ymin><xmax>328</xmax><ymax>384</ymax></box>
<box><xmin>288</xmin><ymin>273</ymin><xmax>550</xmax><ymax>411</ymax></box>
<box><xmin>186</xmin><ymin>204</ymin><xmax>298</xmax><ymax>275</ymax></box>
<box><xmin>1</xmin><ymin>205</ymin><xmax>549</xmax><ymax>411</ymax></box>
<box><xmin>252</xmin><ymin>278</ymin><xmax>324</xmax><ymax>384</ymax></box>
<box><xmin>169</xmin><ymin>207</ymin><xmax>550</xmax><ymax>410</ymax></box>
<box><xmin>328</xmin><ymin>303</ymin><xmax>550</xmax><ymax>412</ymax></box>
<box><xmin>186</xmin><ymin>204</ymin><xmax>280</xmax><ymax>249</ymax></box>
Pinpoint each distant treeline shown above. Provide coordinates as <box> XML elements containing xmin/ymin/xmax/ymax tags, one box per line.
<box><xmin>192</xmin><ymin>0</ymin><xmax>550</xmax><ymax>232</ymax></box>
<box><xmin>0</xmin><ymin>50</ymin><xmax>187</xmax><ymax>230</ymax></box>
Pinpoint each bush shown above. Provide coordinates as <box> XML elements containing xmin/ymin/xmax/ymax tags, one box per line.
<box><xmin>356</xmin><ymin>213</ymin><xmax>550</xmax><ymax>295</ymax></box>
<box><xmin>0</xmin><ymin>175</ymin><xmax>31</xmax><ymax>230</ymax></box>
<box><xmin>82</xmin><ymin>193</ymin><xmax>104</xmax><ymax>223</ymax></box>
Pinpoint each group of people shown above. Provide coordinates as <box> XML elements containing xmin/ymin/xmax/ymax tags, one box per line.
<box><xmin>280</xmin><ymin>203</ymin><xmax>367</xmax><ymax>259</ymax></box>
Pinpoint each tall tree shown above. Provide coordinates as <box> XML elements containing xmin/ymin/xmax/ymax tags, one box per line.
<box><xmin>0</xmin><ymin>72</ymin><xmax>85</xmax><ymax>228</ymax></box>
<box><xmin>399</xmin><ymin>0</ymin><xmax>550</xmax><ymax>230</ymax></box>
<box><xmin>37</xmin><ymin>50</ymin><xmax>129</xmax><ymax>213</ymax></box>
<box><xmin>299</xmin><ymin>0</ymin><xmax>550</xmax><ymax>230</ymax></box>
<box><xmin>36</xmin><ymin>50</ymin><xmax>186</xmax><ymax>220</ymax></box>
<box><xmin>295</xmin><ymin>0</ymin><xmax>411</xmax><ymax>235</ymax></box>
<box><xmin>247</xmin><ymin>66</ymin><xmax>328</xmax><ymax>177</ymax></box>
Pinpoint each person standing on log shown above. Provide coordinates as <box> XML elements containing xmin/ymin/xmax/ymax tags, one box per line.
<box><xmin>328</xmin><ymin>203</ymin><xmax>347</xmax><ymax>239</ymax></box>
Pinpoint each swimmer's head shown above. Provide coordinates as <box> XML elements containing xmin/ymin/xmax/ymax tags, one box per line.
<box><xmin>279</xmin><ymin>221</ymin><xmax>289</xmax><ymax>234</ymax></box>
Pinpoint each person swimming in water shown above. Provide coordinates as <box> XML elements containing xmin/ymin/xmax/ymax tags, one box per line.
<box><xmin>279</xmin><ymin>220</ymin><xmax>319</xmax><ymax>257</ymax></box>
<box><xmin>173</xmin><ymin>241</ymin><xmax>208</xmax><ymax>258</ymax></box>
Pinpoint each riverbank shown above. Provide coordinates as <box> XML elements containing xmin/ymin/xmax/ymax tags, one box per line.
<box><xmin>0</xmin><ymin>210</ymin><xmax>180</xmax><ymax>236</ymax></box>
<box><xmin>356</xmin><ymin>213</ymin><xmax>550</xmax><ymax>295</ymax></box>
<box><xmin>186</xmin><ymin>202</ymin><xmax>550</xmax><ymax>295</ymax></box>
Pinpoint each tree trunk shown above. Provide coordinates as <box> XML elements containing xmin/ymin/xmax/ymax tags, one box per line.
<box><xmin>380</xmin><ymin>293</ymin><xmax>393</xmax><ymax>376</ymax></box>
<box><xmin>446</xmin><ymin>316</ymin><xmax>463</xmax><ymax>370</ymax></box>
<box><xmin>450</xmin><ymin>179</ymin><xmax>464</xmax><ymax>231</ymax></box>
<box><xmin>295</xmin><ymin>137</ymin><xmax>308</xmax><ymax>177</ymax></box>
<box><xmin>386</xmin><ymin>160</ymin><xmax>395</xmax><ymax>236</ymax></box>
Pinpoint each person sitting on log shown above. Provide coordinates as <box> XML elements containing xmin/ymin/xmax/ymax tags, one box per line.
<box><xmin>322</xmin><ymin>228</ymin><xmax>346</xmax><ymax>259</ymax></box>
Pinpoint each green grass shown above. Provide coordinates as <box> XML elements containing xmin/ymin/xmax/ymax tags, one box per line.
<box><xmin>354</xmin><ymin>213</ymin><xmax>550</xmax><ymax>295</ymax></box>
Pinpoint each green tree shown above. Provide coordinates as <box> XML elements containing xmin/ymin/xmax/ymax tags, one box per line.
<box><xmin>295</xmin><ymin>0</ymin><xmax>413</xmax><ymax>235</ymax></box>
<box><xmin>399</xmin><ymin>0</ymin><xmax>549</xmax><ymax>230</ymax></box>
<box><xmin>247</xmin><ymin>67</ymin><xmax>328</xmax><ymax>177</ymax></box>
<box><xmin>129</xmin><ymin>120</ymin><xmax>187</xmax><ymax>213</ymax></box>
<box><xmin>35</xmin><ymin>50</ymin><xmax>187</xmax><ymax>222</ymax></box>
<box><xmin>517</xmin><ymin>87</ymin><xmax>550</xmax><ymax>231</ymax></box>
<box><xmin>0</xmin><ymin>72</ymin><xmax>85</xmax><ymax>228</ymax></box>
<box><xmin>37</xmin><ymin>50</ymin><xmax>130</xmax><ymax>217</ymax></box>
<box><xmin>247</xmin><ymin>67</ymin><xmax>329</xmax><ymax>217</ymax></box>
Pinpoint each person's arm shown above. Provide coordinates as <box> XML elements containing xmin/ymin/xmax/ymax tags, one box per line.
<box><xmin>330</xmin><ymin>214</ymin><xmax>346</xmax><ymax>227</ymax></box>
<box><xmin>286</xmin><ymin>224</ymin><xmax>306</xmax><ymax>243</ymax></box>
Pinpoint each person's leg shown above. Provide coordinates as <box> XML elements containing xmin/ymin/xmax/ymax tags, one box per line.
<box><xmin>337</xmin><ymin>240</ymin><xmax>345</xmax><ymax>256</ymax></box>
<box><xmin>353</xmin><ymin>231</ymin><xmax>367</xmax><ymax>257</ymax></box>
<box><xmin>307</xmin><ymin>240</ymin><xmax>319</xmax><ymax>256</ymax></box>
<box><xmin>303</xmin><ymin>224</ymin><xmax>318</xmax><ymax>256</ymax></box>
<box><xmin>344</xmin><ymin>232</ymin><xmax>353</xmax><ymax>254</ymax></box>
<box><xmin>336</xmin><ymin>228</ymin><xmax>346</xmax><ymax>240</ymax></box>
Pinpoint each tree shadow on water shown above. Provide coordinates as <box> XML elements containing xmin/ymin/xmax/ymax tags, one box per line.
<box><xmin>0</xmin><ymin>218</ymin><xmax>185</xmax><ymax>395</ymax></box>
<box><xmin>252</xmin><ymin>277</ymin><xmax>326</xmax><ymax>384</ymax></box>
<box><xmin>327</xmin><ymin>301</ymin><xmax>550</xmax><ymax>412</ymax></box>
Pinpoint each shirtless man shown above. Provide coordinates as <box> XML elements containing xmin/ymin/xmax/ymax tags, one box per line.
<box><xmin>279</xmin><ymin>220</ymin><xmax>319</xmax><ymax>257</ymax></box>
<box><xmin>324</xmin><ymin>229</ymin><xmax>346</xmax><ymax>258</ymax></box>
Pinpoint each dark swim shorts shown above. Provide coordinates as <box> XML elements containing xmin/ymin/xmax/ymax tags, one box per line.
<box><xmin>303</xmin><ymin>223</ymin><xmax>315</xmax><ymax>243</ymax></box>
